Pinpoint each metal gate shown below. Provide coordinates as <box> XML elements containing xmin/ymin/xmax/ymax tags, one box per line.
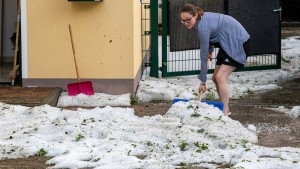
<box><xmin>142</xmin><ymin>0</ymin><xmax>282</xmax><ymax>78</ymax></box>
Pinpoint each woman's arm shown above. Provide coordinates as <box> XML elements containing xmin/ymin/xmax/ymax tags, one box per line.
<box><xmin>197</xmin><ymin>30</ymin><xmax>211</xmax><ymax>84</ymax></box>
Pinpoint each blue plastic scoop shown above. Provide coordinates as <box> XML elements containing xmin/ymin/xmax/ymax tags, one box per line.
<box><xmin>172</xmin><ymin>91</ymin><xmax>224</xmax><ymax>111</ymax></box>
<box><xmin>172</xmin><ymin>98</ymin><xmax>224</xmax><ymax>111</ymax></box>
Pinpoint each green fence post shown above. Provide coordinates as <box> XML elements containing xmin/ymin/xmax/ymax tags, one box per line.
<box><xmin>150</xmin><ymin>0</ymin><xmax>159</xmax><ymax>78</ymax></box>
<box><xmin>161</xmin><ymin>0</ymin><xmax>168</xmax><ymax>77</ymax></box>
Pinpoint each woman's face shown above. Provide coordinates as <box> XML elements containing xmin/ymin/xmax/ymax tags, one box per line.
<box><xmin>180</xmin><ymin>12</ymin><xmax>197</xmax><ymax>29</ymax></box>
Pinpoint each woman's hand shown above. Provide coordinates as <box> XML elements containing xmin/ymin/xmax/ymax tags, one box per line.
<box><xmin>199</xmin><ymin>83</ymin><xmax>206</xmax><ymax>93</ymax></box>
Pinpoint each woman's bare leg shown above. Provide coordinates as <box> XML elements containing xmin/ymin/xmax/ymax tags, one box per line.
<box><xmin>213</xmin><ymin>64</ymin><xmax>236</xmax><ymax>115</ymax></box>
<box><xmin>212</xmin><ymin>65</ymin><xmax>221</xmax><ymax>95</ymax></box>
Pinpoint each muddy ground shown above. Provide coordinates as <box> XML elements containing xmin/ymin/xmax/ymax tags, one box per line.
<box><xmin>0</xmin><ymin>78</ymin><xmax>299</xmax><ymax>168</ymax></box>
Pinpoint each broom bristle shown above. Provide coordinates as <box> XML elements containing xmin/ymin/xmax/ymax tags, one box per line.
<box><xmin>9</xmin><ymin>65</ymin><xmax>19</xmax><ymax>81</ymax></box>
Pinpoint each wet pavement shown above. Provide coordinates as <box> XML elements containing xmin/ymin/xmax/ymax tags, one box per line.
<box><xmin>229</xmin><ymin>78</ymin><xmax>300</xmax><ymax>147</ymax></box>
<box><xmin>231</xmin><ymin>78</ymin><xmax>300</xmax><ymax>108</ymax></box>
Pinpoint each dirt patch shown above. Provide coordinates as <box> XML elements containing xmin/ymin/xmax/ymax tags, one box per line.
<box><xmin>0</xmin><ymin>87</ymin><xmax>62</xmax><ymax>107</ymax></box>
<box><xmin>0</xmin><ymin>156</ymin><xmax>53</xmax><ymax>168</ymax></box>
<box><xmin>133</xmin><ymin>101</ymin><xmax>172</xmax><ymax>117</ymax></box>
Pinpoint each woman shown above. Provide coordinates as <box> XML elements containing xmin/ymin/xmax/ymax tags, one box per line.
<box><xmin>180</xmin><ymin>4</ymin><xmax>250</xmax><ymax>116</ymax></box>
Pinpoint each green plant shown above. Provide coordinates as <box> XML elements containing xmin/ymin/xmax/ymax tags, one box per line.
<box><xmin>204</xmin><ymin>116</ymin><xmax>213</xmax><ymax>121</ymax></box>
<box><xmin>76</xmin><ymin>134</ymin><xmax>85</xmax><ymax>142</ymax></box>
<box><xmin>179</xmin><ymin>141</ymin><xmax>188</xmax><ymax>151</ymax></box>
<box><xmin>196</xmin><ymin>149</ymin><xmax>202</xmax><ymax>153</ymax></box>
<box><xmin>150</xmin><ymin>100</ymin><xmax>164</xmax><ymax>103</ymax></box>
<box><xmin>194</xmin><ymin>142</ymin><xmax>208</xmax><ymax>153</ymax></box>
<box><xmin>130</xmin><ymin>96</ymin><xmax>139</xmax><ymax>105</ymax></box>
<box><xmin>231</xmin><ymin>167</ymin><xmax>245</xmax><ymax>169</ymax></box>
<box><xmin>187</xmin><ymin>105</ymin><xmax>194</xmax><ymax>109</ymax></box>
<box><xmin>94</xmin><ymin>158</ymin><xmax>101</xmax><ymax>162</ymax></box>
<box><xmin>241</xmin><ymin>139</ymin><xmax>249</xmax><ymax>148</ymax></box>
<box><xmin>241</xmin><ymin>139</ymin><xmax>251</xmax><ymax>151</ymax></box>
<box><xmin>35</xmin><ymin>148</ymin><xmax>47</xmax><ymax>156</ymax></box>
<box><xmin>191</xmin><ymin>112</ymin><xmax>200</xmax><ymax>117</ymax></box>
<box><xmin>146</xmin><ymin>141</ymin><xmax>153</xmax><ymax>146</ymax></box>
<box><xmin>179</xmin><ymin>162</ymin><xmax>186</xmax><ymax>166</ymax></box>
<box><xmin>195</xmin><ymin>142</ymin><xmax>208</xmax><ymax>150</ymax></box>
<box><xmin>63</xmin><ymin>117</ymin><xmax>68</xmax><ymax>121</ymax></box>
<box><xmin>205</xmin><ymin>91</ymin><xmax>215</xmax><ymax>100</ymax></box>
<box><xmin>200</xmin><ymin>143</ymin><xmax>208</xmax><ymax>150</ymax></box>
<box><xmin>280</xmin><ymin>157</ymin><xmax>286</xmax><ymax>161</ymax></box>
<box><xmin>197</xmin><ymin>128</ymin><xmax>205</xmax><ymax>133</ymax></box>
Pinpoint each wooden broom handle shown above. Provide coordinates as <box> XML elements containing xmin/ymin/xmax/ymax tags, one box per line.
<box><xmin>68</xmin><ymin>24</ymin><xmax>80</xmax><ymax>83</ymax></box>
<box><xmin>12</xmin><ymin>0</ymin><xmax>21</xmax><ymax>81</ymax></box>
<box><xmin>198</xmin><ymin>90</ymin><xmax>203</xmax><ymax>101</ymax></box>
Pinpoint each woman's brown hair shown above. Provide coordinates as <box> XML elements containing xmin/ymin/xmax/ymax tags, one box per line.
<box><xmin>180</xmin><ymin>4</ymin><xmax>204</xmax><ymax>21</ymax></box>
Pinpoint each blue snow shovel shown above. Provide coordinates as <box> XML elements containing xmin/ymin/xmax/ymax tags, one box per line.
<box><xmin>172</xmin><ymin>89</ymin><xmax>224</xmax><ymax>111</ymax></box>
<box><xmin>172</xmin><ymin>59</ymin><xmax>223</xmax><ymax>111</ymax></box>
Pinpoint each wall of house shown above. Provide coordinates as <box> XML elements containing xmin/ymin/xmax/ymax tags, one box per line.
<box><xmin>22</xmin><ymin>0</ymin><xmax>148</xmax><ymax>94</ymax></box>
<box><xmin>25</xmin><ymin>0</ymin><xmax>141</xmax><ymax>80</ymax></box>
<box><xmin>133</xmin><ymin>0</ymin><xmax>142</xmax><ymax>77</ymax></box>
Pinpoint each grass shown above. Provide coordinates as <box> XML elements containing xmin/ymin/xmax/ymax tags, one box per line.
<box><xmin>35</xmin><ymin>149</ymin><xmax>47</xmax><ymax>157</ymax></box>
<box><xmin>191</xmin><ymin>112</ymin><xmax>201</xmax><ymax>117</ymax></box>
<box><xmin>179</xmin><ymin>141</ymin><xmax>188</xmax><ymax>151</ymax></box>
<box><xmin>205</xmin><ymin>91</ymin><xmax>216</xmax><ymax>100</ymax></box>
<box><xmin>75</xmin><ymin>134</ymin><xmax>84</xmax><ymax>142</ymax></box>
<box><xmin>197</xmin><ymin>128</ymin><xmax>205</xmax><ymax>133</ymax></box>
<box><xmin>150</xmin><ymin>99</ymin><xmax>165</xmax><ymax>103</ymax></box>
<box><xmin>130</xmin><ymin>96</ymin><xmax>139</xmax><ymax>105</ymax></box>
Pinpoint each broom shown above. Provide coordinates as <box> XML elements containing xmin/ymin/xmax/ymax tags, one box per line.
<box><xmin>10</xmin><ymin>0</ymin><xmax>21</xmax><ymax>85</ymax></box>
